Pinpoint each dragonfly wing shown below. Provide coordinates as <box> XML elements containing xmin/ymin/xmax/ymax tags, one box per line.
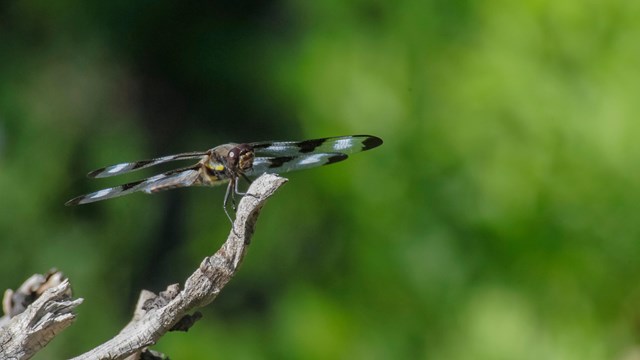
<box><xmin>66</xmin><ymin>166</ymin><xmax>202</xmax><ymax>205</ymax></box>
<box><xmin>247</xmin><ymin>153</ymin><xmax>348</xmax><ymax>176</ymax></box>
<box><xmin>251</xmin><ymin>135</ymin><xmax>382</xmax><ymax>157</ymax></box>
<box><xmin>88</xmin><ymin>151</ymin><xmax>208</xmax><ymax>178</ymax></box>
<box><xmin>142</xmin><ymin>168</ymin><xmax>203</xmax><ymax>193</ymax></box>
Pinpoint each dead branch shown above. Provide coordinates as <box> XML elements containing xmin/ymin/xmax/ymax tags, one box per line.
<box><xmin>0</xmin><ymin>270</ymin><xmax>82</xmax><ymax>360</ymax></box>
<box><xmin>72</xmin><ymin>173</ymin><xmax>287</xmax><ymax>360</ymax></box>
<box><xmin>0</xmin><ymin>173</ymin><xmax>286</xmax><ymax>360</ymax></box>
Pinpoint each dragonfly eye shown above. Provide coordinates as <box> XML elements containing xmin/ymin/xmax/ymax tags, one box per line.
<box><xmin>228</xmin><ymin>144</ymin><xmax>254</xmax><ymax>172</ymax></box>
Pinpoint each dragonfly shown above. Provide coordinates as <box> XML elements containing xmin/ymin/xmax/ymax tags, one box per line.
<box><xmin>66</xmin><ymin>135</ymin><xmax>383</xmax><ymax>225</ymax></box>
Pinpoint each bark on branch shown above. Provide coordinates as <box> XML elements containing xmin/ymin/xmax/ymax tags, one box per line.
<box><xmin>0</xmin><ymin>173</ymin><xmax>287</xmax><ymax>360</ymax></box>
<box><xmin>0</xmin><ymin>271</ymin><xmax>82</xmax><ymax>360</ymax></box>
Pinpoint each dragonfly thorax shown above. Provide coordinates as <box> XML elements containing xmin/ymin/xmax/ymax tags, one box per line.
<box><xmin>207</xmin><ymin>143</ymin><xmax>255</xmax><ymax>178</ymax></box>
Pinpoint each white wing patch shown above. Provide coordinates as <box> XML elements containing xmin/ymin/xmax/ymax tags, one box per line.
<box><xmin>333</xmin><ymin>138</ymin><xmax>354</xmax><ymax>151</ymax></box>
<box><xmin>261</xmin><ymin>144</ymin><xmax>287</xmax><ymax>153</ymax></box>
<box><xmin>298</xmin><ymin>154</ymin><xmax>325</xmax><ymax>166</ymax></box>
<box><xmin>107</xmin><ymin>163</ymin><xmax>129</xmax><ymax>174</ymax></box>
<box><xmin>90</xmin><ymin>189</ymin><xmax>114</xmax><ymax>199</ymax></box>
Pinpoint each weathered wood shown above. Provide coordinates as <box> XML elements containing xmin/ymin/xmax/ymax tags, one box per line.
<box><xmin>72</xmin><ymin>173</ymin><xmax>287</xmax><ymax>360</ymax></box>
<box><xmin>0</xmin><ymin>273</ymin><xmax>82</xmax><ymax>360</ymax></box>
<box><xmin>0</xmin><ymin>174</ymin><xmax>286</xmax><ymax>360</ymax></box>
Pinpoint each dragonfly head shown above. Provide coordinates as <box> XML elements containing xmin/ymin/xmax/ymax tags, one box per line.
<box><xmin>227</xmin><ymin>144</ymin><xmax>254</xmax><ymax>173</ymax></box>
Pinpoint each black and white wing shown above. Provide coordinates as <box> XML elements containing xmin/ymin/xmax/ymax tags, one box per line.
<box><xmin>87</xmin><ymin>151</ymin><xmax>208</xmax><ymax>178</ymax></box>
<box><xmin>65</xmin><ymin>166</ymin><xmax>202</xmax><ymax>205</ymax></box>
<box><xmin>248</xmin><ymin>153</ymin><xmax>348</xmax><ymax>176</ymax></box>
<box><xmin>246</xmin><ymin>135</ymin><xmax>382</xmax><ymax>176</ymax></box>
<box><xmin>250</xmin><ymin>135</ymin><xmax>382</xmax><ymax>157</ymax></box>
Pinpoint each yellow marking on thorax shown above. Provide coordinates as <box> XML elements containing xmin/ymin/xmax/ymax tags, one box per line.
<box><xmin>213</xmin><ymin>165</ymin><xmax>225</xmax><ymax>171</ymax></box>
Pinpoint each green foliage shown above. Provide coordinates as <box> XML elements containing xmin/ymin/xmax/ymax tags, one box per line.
<box><xmin>1</xmin><ymin>0</ymin><xmax>638</xmax><ymax>358</ymax></box>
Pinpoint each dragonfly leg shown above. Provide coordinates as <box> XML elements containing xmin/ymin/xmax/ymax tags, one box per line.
<box><xmin>223</xmin><ymin>180</ymin><xmax>235</xmax><ymax>224</ymax></box>
<box><xmin>234</xmin><ymin>175</ymin><xmax>258</xmax><ymax>199</ymax></box>
<box><xmin>224</xmin><ymin>179</ymin><xmax>241</xmax><ymax>237</ymax></box>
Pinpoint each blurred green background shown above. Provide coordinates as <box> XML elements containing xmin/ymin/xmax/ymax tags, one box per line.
<box><xmin>1</xmin><ymin>0</ymin><xmax>639</xmax><ymax>359</ymax></box>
